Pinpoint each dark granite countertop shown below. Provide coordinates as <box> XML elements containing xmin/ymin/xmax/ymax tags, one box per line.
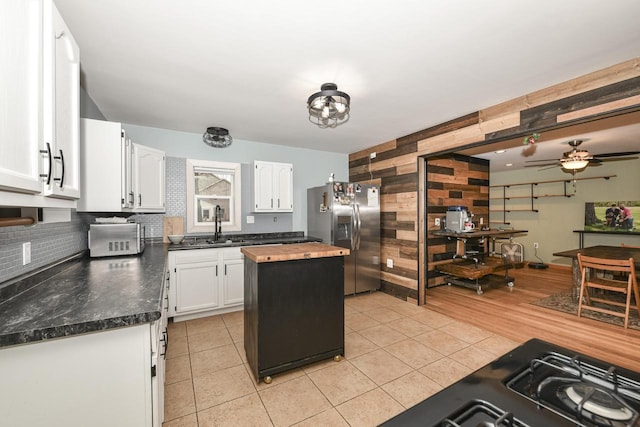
<box><xmin>168</xmin><ymin>231</ymin><xmax>322</xmax><ymax>250</ymax></box>
<box><xmin>0</xmin><ymin>243</ymin><xmax>168</xmax><ymax>348</ymax></box>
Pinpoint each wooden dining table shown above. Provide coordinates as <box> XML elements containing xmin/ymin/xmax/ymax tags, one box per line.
<box><xmin>553</xmin><ymin>245</ymin><xmax>640</xmax><ymax>300</ymax></box>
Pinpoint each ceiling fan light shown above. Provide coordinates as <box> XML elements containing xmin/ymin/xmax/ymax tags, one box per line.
<box><xmin>561</xmin><ymin>158</ymin><xmax>589</xmax><ymax>170</ymax></box>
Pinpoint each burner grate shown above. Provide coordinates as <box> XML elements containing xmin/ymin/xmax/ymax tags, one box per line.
<box><xmin>441</xmin><ymin>400</ymin><xmax>531</xmax><ymax>427</ymax></box>
<box><xmin>507</xmin><ymin>351</ymin><xmax>640</xmax><ymax>426</ymax></box>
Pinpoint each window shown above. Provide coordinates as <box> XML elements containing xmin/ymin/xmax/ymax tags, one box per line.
<box><xmin>186</xmin><ymin>159</ymin><xmax>241</xmax><ymax>234</ymax></box>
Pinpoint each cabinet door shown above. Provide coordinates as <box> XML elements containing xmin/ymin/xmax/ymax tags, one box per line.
<box><xmin>133</xmin><ymin>143</ymin><xmax>165</xmax><ymax>212</ymax></box>
<box><xmin>78</xmin><ymin>118</ymin><xmax>127</xmax><ymax>212</ymax></box>
<box><xmin>0</xmin><ymin>0</ymin><xmax>44</xmax><ymax>194</ymax></box>
<box><xmin>253</xmin><ymin>161</ymin><xmax>274</xmax><ymax>211</ymax></box>
<box><xmin>44</xmin><ymin>1</ymin><xmax>80</xmax><ymax>199</ymax></box>
<box><xmin>222</xmin><ymin>256</ymin><xmax>244</xmax><ymax>306</ymax></box>
<box><xmin>175</xmin><ymin>260</ymin><xmax>220</xmax><ymax>313</ymax></box>
<box><xmin>121</xmin><ymin>135</ymin><xmax>134</xmax><ymax>209</ymax></box>
<box><xmin>274</xmin><ymin>163</ymin><xmax>293</xmax><ymax>212</ymax></box>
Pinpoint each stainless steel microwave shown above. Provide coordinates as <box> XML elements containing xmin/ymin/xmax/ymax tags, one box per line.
<box><xmin>88</xmin><ymin>223</ymin><xmax>145</xmax><ymax>257</ymax></box>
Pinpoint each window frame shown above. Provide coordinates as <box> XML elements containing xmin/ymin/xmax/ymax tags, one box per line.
<box><xmin>186</xmin><ymin>159</ymin><xmax>242</xmax><ymax>234</ymax></box>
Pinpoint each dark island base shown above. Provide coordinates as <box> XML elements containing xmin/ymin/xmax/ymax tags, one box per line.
<box><xmin>244</xmin><ymin>256</ymin><xmax>345</xmax><ymax>383</ymax></box>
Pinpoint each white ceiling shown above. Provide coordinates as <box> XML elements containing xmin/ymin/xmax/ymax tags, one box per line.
<box><xmin>54</xmin><ymin>0</ymin><xmax>640</xmax><ymax>155</ymax></box>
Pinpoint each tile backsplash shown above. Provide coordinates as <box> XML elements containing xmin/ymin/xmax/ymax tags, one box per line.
<box><xmin>0</xmin><ymin>212</ymin><xmax>90</xmax><ymax>284</ymax></box>
<box><xmin>131</xmin><ymin>156</ymin><xmax>186</xmax><ymax>238</ymax></box>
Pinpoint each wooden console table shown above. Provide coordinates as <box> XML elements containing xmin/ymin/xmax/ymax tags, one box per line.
<box><xmin>431</xmin><ymin>229</ymin><xmax>527</xmax><ymax>294</ymax></box>
<box><xmin>573</xmin><ymin>230</ymin><xmax>640</xmax><ymax>248</ymax></box>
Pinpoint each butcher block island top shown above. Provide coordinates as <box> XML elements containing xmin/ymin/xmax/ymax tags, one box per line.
<box><xmin>240</xmin><ymin>242</ymin><xmax>349</xmax><ymax>263</ymax></box>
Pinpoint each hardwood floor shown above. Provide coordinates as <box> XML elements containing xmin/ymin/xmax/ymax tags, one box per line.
<box><xmin>423</xmin><ymin>265</ymin><xmax>640</xmax><ymax>372</ymax></box>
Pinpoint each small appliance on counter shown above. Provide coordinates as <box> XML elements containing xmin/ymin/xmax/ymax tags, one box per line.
<box><xmin>89</xmin><ymin>222</ymin><xmax>145</xmax><ymax>257</ymax></box>
<box><xmin>445</xmin><ymin>205</ymin><xmax>475</xmax><ymax>233</ymax></box>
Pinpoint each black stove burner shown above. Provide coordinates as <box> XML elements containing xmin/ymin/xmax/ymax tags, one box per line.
<box><xmin>558</xmin><ymin>382</ymin><xmax>634</xmax><ymax>423</ymax></box>
<box><xmin>441</xmin><ymin>400</ymin><xmax>530</xmax><ymax>427</ymax></box>
<box><xmin>507</xmin><ymin>352</ymin><xmax>640</xmax><ymax>427</ymax></box>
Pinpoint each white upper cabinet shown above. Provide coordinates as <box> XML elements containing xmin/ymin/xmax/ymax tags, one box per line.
<box><xmin>79</xmin><ymin>118</ymin><xmax>166</xmax><ymax>213</ymax></box>
<box><xmin>0</xmin><ymin>0</ymin><xmax>44</xmax><ymax>195</ymax></box>
<box><xmin>43</xmin><ymin>0</ymin><xmax>80</xmax><ymax>200</ymax></box>
<box><xmin>132</xmin><ymin>143</ymin><xmax>165</xmax><ymax>212</ymax></box>
<box><xmin>0</xmin><ymin>0</ymin><xmax>79</xmax><ymax>208</ymax></box>
<box><xmin>252</xmin><ymin>160</ymin><xmax>293</xmax><ymax>212</ymax></box>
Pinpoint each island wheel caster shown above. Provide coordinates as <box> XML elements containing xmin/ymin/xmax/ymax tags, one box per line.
<box><xmin>263</xmin><ymin>376</ymin><xmax>272</xmax><ymax>384</ymax></box>
<box><xmin>507</xmin><ymin>281</ymin><xmax>514</xmax><ymax>287</ymax></box>
<box><xmin>334</xmin><ymin>355</ymin><xmax>342</xmax><ymax>362</ymax></box>
<box><xmin>477</xmin><ymin>287</ymin><xmax>483</xmax><ymax>295</ymax></box>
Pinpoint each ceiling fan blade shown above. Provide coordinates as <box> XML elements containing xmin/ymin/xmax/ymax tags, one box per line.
<box><xmin>593</xmin><ymin>151</ymin><xmax>640</xmax><ymax>158</ymax></box>
<box><xmin>596</xmin><ymin>156</ymin><xmax>639</xmax><ymax>162</ymax></box>
<box><xmin>524</xmin><ymin>162</ymin><xmax>558</xmax><ymax>168</ymax></box>
<box><xmin>524</xmin><ymin>158</ymin><xmax>559</xmax><ymax>163</ymax></box>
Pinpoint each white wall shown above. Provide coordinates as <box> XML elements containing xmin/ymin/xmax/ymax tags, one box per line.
<box><xmin>490</xmin><ymin>159</ymin><xmax>640</xmax><ymax>266</ymax></box>
<box><xmin>122</xmin><ymin>123</ymin><xmax>349</xmax><ymax>233</ymax></box>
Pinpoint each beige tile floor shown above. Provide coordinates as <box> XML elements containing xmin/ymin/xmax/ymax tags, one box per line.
<box><xmin>162</xmin><ymin>291</ymin><xmax>521</xmax><ymax>427</ymax></box>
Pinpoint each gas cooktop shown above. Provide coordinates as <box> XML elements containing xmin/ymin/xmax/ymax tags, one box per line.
<box><xmin>381</xmin><ymin>339</ymin><xmax>640</xmax><ymax>427</ymax></box>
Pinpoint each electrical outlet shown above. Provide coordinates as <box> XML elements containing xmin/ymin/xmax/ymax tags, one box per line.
<box><xmin>435</xmin><ymin>218</ymin><xmax>441</xmax><ymax>226</ymax></box>
<box><xmin>246</xmin><ymin>215</ymin><xmax>255</xmax><ymax>224</ymax></box>
<box><xmin>534</xmin><ymin>242</ymin><xmax>539</xmax><ymax>249</ymax></box>
<box><xmin>22</xmin><ymin>242</ymin><xmax>31</xmax><ymax>265</ymax></box>
<box><xmin>386</xmin><ymin>258</ymin><xmax>393</xmax><ymax>268</ymax></box>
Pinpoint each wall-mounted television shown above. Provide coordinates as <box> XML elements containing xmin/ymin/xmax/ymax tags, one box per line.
<box><xmin>584</xmin><ymin>201</ymin><xmax>638</xmax><ymax>232</ymax></box>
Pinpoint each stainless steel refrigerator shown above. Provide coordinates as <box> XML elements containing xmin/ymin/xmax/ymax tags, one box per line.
<box><xmin>307</xmin><ymin>182</ymin><xmax>380</xmax><ymax>295</ymax></box>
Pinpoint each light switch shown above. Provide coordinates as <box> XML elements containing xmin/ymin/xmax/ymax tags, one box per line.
<box><xmin>386</xmin><ymin>258</ymin><xmax>393</xmax><ymax>268</ymax></box>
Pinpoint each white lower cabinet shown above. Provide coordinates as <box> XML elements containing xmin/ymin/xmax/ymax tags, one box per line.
<box><xmin>223</xmin><ymin>254</ymin><xmax>244</xmax><ymax>306</ymax></box>
<box><xmin>0</xmin><ymin>325</ymin><xmax>158</xmax><ymax>427</ymax></box>
<box><xmin>0</xmin><ymin>267</ymin><xmax>169</xmax><ymax>427</ymax></box>
<box><xmin>169</xmin><ymin>247</ymin><xmax>244</xmax><ymax>319</ymax></box>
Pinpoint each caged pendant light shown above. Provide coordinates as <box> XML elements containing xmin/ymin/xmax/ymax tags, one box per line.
<box><xmin>203</xmin><ymin>127</ymin><xmax>233</xmax><ymax>148</ymax></box>
<box><xmin>307</xmin><ymin>83</ymin><xmax>350</xmax><ymax>128</ymax></box>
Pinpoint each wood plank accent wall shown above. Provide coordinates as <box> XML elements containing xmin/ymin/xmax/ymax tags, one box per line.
<box><xmin>348</xmin><ymin>58</ymin><xmax>640</xmax><ymax>304</ymax></box>
<box><xmin>425</xmin><ymin>155</ymin><xmax>489</xmax><ymax>288</ymax></box>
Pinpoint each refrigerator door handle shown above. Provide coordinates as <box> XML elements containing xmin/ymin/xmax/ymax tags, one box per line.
<box><xmin>350</xmin><ymin>205</ymin><xmax>357</xmax><ymax>250</ymax></box>
<box><xmin>354</xmin><ymin>203</ymin><xmax>361</xmax><ymax>250</ymax></box>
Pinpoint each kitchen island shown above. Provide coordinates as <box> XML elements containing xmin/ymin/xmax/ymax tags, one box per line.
<box><xmin>241</xmin><ymin>242</ymin><xmax>349</xmax><ymax>383</ymax></box>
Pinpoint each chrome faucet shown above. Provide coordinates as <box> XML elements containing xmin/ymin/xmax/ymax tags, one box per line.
<box><xmin>214</xmin><ymin>205</ymin><xmax>222</xmax><ymax>241</ymax></box>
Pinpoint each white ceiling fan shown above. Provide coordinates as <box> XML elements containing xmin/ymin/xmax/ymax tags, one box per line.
<box><xmin>525</xmin><ymin>139</ymin><xmax>639</xmax><ymax>171</ymax></box>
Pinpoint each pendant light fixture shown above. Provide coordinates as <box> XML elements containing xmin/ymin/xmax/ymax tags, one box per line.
<box><xmin>307</xmin><ymin>83</ymin><xmax>350</xmax><ymax>128</ymax></box>
<box><xmin>203</xmin><ymin>127</ymin><xmax>233</xmax><ymax>148</ymax></box>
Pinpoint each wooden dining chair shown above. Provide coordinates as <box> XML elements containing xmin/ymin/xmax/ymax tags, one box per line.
<box><xmin>621</xmin><ymin>243</ymin><xmax>640</xmax><ymax>248</ymax></box>
<box><xmin>577</xmin><ymin>253</ymin><xmax>640</xmax><ymax>329</ymax></box>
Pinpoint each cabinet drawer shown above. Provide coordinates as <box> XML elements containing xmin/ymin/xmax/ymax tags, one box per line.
<box><xmin>172</xmin><ymin>248</ymin><xmax>220</xmax><ymax>264</ymax></box>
